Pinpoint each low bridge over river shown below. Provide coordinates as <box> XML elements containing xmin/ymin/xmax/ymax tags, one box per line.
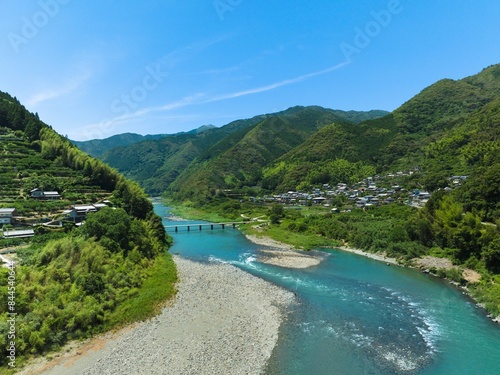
<box><xmin>164</xmin><ymin>221</ymin><xmax>255</xmax><ymax>232</ymax></box>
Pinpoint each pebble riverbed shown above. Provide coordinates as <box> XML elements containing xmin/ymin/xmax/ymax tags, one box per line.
<box><xmin>33</xmin><ymin>256</ymin><xmax>295</xmax><ymax>375</ymax></box>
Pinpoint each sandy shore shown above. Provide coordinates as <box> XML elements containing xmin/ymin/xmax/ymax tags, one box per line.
<box><xmin>334</xmin><ymin>246</ymin><xmax>400</xmax><ymax>265</ymax></box>
<box><xmin>20</xmin><ymin>256</ymin><xmax>295</xmax><ymax>375</ymax></box>
<box><xmin>245</xmin><ymin>234</ymin><xmax>296</xmax><ymax>250</ymax></box>
<box><xmin>163</xmin><ymin>214</ymin><xmax>189</xmax><ymax>222</ymax></box>
<box><xmin>245</xmin><ymin>234</ymin><xmax>326</xmax><ymax>269</ymax></box>
<box><xmin>258</xmin><ymin>249</ymin><xmax>324</xmax><ymax>269</ymax></box>
<box><xmin>245</xmin><ymin>234</ymin><xmax>399</xmax><ymax>269</ymax></box>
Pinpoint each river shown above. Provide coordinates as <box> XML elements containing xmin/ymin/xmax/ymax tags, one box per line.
<box><xmin>155</xmin><ymin>204</ymin><xmax>500</xmax><ymax>375</ymax></box>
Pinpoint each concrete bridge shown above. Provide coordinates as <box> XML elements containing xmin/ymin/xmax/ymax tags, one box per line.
<box><xmin>164</xmin><ymin>221</ymin><xmax>254</xmax><ymax>232</ymax></box>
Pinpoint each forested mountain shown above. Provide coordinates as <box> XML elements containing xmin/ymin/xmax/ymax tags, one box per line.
<box><xmin>0</xmin><ymin>91</ymin><xmax>176</xmax><ymax>367</ymax></box>
<box><xmin>261</xmin><ymin>64</ymin><xmax>500</xmax><ymax>193</ymax></box>
<box><xmin>72</xmin><ymin>133</ymin><xmax>168</xmax><ymax>158</ymax></box>
<box><xmin>90</xmin><ymin>106</ymin><xmax>388</xmax><ymax>196</ymax></box>
<box><xmin>72</xmin><ymin>125</ymin><xmax>217</xmax><ymax>158</ymax></box>
<box><xmin>98</xmin><ymin>113</ymin><xmax>273</xmax><ymax>195</ymax></box>
<box><xmin>168</xmin><ymin>106</ymin><xmax>365</xmax><ymax>200</ymax></box>
<box><xmin>79</xmin><ymin>65</ymin><xmax>500</xmax><ymax>212</ymax></box>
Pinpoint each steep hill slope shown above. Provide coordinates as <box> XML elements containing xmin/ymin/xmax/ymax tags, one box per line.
<box><xmin>99</xmin><ymin>113</ymin><xmax>272</xmax><ymax>195</ymax></box>
<box><xmin>167</xmin><ymin>106</ymin><xmax>384</xmax><ymax>200</ymax></box>
<box><xmin>262</xmin><ymin>64</ymin><xmax>500</xmax><ymax>191</ymax></box>
<box><xmin>0</xmin><ymin>91</ymin><xmax>176</xmax><ymax>368</ymax></box>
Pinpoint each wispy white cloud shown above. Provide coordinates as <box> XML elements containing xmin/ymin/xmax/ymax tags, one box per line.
<box><xmin>78</xmin><ymin>93</ymin><xmax>206</xmax><ymax>139</ymax></box>
<box><xmin>209</xmin><ymin>61</ymin><xmax>351</xmax><ymax>101</ymax></box>
<box><xmin>80</xmin><ymin>61</ymin><xmax>350</xmax><ymax>139</ymax></box>
<box><xmin>26</xmin><ymin>69</ymin><xmax>92</xmax><ymax>107</ymax></box>
<box><xmin>196</xmin><ymin>65</ymin><xmax>242</xmax><ymax>76</ymax></box>
<box><xmin>156</xmin><ymin>34</ymin><xmax>232</xmax><ymax>73</ymax></box>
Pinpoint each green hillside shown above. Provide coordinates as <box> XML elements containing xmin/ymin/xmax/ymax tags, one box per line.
<box><xmin>261</xmin><ymin>64</ymin><xmax>500</xmax><ymax>192</ymax></box>
<box><xmin>0</xmin><ymin>91</ymin><xmax>176</xmax><ymax>370</ymax></box>
<box><xmin>94</xmin><ymin>106</ymin><xmax>388</xmax><ymax>197</ymax></box>
<box><xmin>72</xmin><ymin>133</ymin><xmax>166</xmax><ymax>158</ymax></box>
<box><xmin>72</xmin><ymin>124</ymin><xmax>217</xmax><ymax>158</ymax></box>
<box><xmin>98</xmin><ymin>114</ymin><xmax>270</xmax><ymax>195</ymax></box>
<box><xmin>167</xmin><ymin>106</ymin><xmax>351</xmax><ymax>200</ymax></box>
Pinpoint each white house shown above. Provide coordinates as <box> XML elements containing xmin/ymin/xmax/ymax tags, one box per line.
<box><xmin>3</xmin><ymin>229</ymin><xmax>35</xmax><ymax>239</ymax></box>
<box><xmin>0</xmin><ymin>208</ymin><xmax>17</xmax><ymax>225</ymax></box>
<box><xmin>30</xmin><ymin>188</ymin><xmax>61</xmax><ymax>200</ymax></box>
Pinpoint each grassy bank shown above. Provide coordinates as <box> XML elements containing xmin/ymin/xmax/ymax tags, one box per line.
<box><xmin>168</xmin><ymin>204</ymin><xmax>234</xmax><ymax>223</ymax></box>
<box><xmin>104</xmin><ymin>251</ymin><xmax>178</xmax><ymax>329</ymax></box>
<box><xmin>164</xmin><ymin>198</ymin><xmax>268</xmax><ymax>223</ymax></box>
<box><xmin>241</xmin><ymin>223</ymin><xmax>340</xmax><ymax>250</ymax></box>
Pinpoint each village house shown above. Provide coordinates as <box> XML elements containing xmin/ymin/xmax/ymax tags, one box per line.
<box><xmin>30</xmin><ymin>188</ymin><xmax>61</xmax><ymax>200</ymax></box>
<box><xmin>3</xmin><ymin>229</ymin><xmax>35</xmax><ymax>239</ymax></box>
<box><xmin>62</xmin><ymin>203</ymin><xmax>108</xmax><ymax>223</ymax></box>
<box><xmin>313</xmin><ymin>196</ymin><xmax>327</xmax><ymax>205</ymax></box>
<box><xmin>418</xmin><ymin>191</ymin><xmax>431</xmax><ymax>200</ymax></box>
<box><xmin>0</xmin><ymin>208</ymin><xmax>17</xmax><ymax>225</ymax></box>
<box><xmin>451</xmin><ymin>176</ymin><xmax>468</xmax><ymax>185</ymax></box>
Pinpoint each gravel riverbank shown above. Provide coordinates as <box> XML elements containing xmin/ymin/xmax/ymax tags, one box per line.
<box><xmin>245</xmin><ymin>234</ymin><xmax>326</xmax><ymax>269</ymax></box>
<box><xmin>21</xmin><ymin>256</ymin><xmax>295</xmax><ymax>375</ymax></box>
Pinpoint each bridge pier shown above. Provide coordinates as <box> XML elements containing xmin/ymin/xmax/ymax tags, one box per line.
<box><xmin>199</xmin><ymin>225</ymin><xmax>202</xmax><ymax>231</ymax></box>
<box><xmin>211</xmin><ymin>224</ymin><xmax>214</xmax><ymax>230</ymax></box>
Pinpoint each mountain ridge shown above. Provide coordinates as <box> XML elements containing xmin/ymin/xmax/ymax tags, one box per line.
<box><xmin>81</xmin><ymin>106</ymin><xmax>388</xmax><ymax>196</ymax></box>
<box><xmin>73</xmin><ymin>64</ymin><xmax>500</xmax><ymax>205</ymax></box>
<box><xmin>71</xmin><ymin>124</ymin><xmax>217</xmax><ymax>158</ymax></box>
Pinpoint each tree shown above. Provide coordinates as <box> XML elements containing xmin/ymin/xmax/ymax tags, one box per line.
<box><xmin>269</xmin><ymin>203</ymin><xmax>284</xmax><ymax>224</ymax></box>
<box><xmin>81</xmin><ymin>208</ymin><xmax>132</xmax><ymax>252</ymax></box>
<box><xmin>483</xmin><ymin>236</ymin><xmax>500</xmax><ymax>273</ymax></box>
<box><xmin>25</xmin><ymin>119</ymin><xmax>43</xmax><ymax>141</ymax></box>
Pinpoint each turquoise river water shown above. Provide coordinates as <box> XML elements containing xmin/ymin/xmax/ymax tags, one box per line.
<box><xmin>155</xmin><ymin>204</ymin><xmax>500</xmax><ymax>375</ymax></box>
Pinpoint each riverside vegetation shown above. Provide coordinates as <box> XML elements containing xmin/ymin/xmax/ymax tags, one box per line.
<box><xmin>81</xmin><ymin>64</ymin><xmax>500</xmax><ymax>319</ymax></box>
<box><xmin>0</xmin><ymin>91</ymin><xmax>176</xmax><ymax>372</ymax></box>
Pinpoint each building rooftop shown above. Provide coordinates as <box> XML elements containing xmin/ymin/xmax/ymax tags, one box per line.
<box><xmin>3</xmin><ymin>229</ymin><xmax>35</xmax><ymax>238</ymax></box>
<box><xmin>73</xmin><ymin>205</ymin><xmax>98</xmax><ymax>211</ymax></box>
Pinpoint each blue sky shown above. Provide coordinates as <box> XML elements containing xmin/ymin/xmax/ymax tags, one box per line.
<box><xmin>1</xmin><ymin>0</ymin><xmax>499</xmax><ymax>140</ymax></box>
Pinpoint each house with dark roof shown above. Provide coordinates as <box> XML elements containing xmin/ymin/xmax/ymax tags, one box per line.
<box><xmin>0</xmin><ymin>208</ymin><xmax>17</xmax><ymax>225</ymax></box>
<box><xmin>63</xmin><ymin>203</ymin><xmax>108</xmax><ymax>223</ymax></box>
<box><xmin>30</xmin><ymin>188</ymin><xmax>61</xmax><ymax>200</ymax></box>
